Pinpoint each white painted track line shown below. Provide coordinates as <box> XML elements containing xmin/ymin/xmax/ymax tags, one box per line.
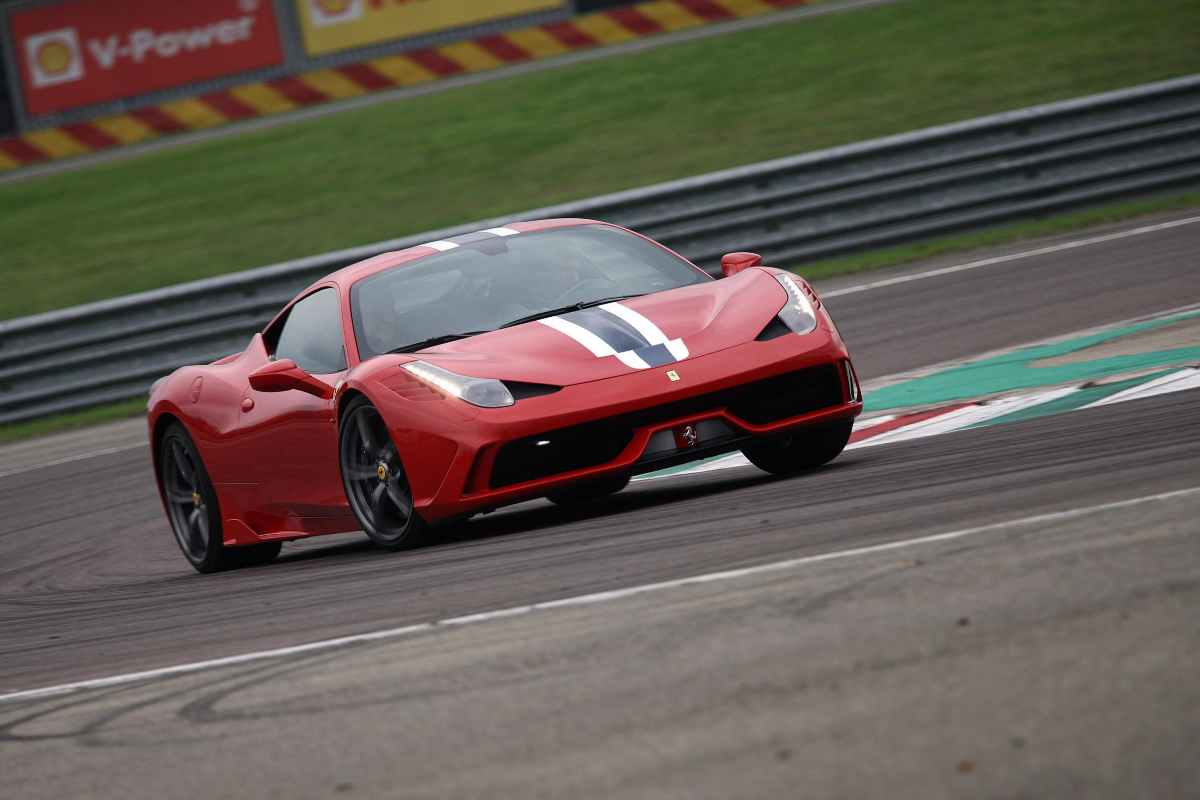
<box><xmin>0</xmin><ymin>443</ymin><xmax>144</xmax><ymax>480</ymax></box>
<box><xmin>3</xmin><ymin>485</ymin><xmax>1196</xmax><ymax>705</ymax></box>
<box><xmin>821</xmin><ymin>216</ymin><xmax>1200</xmax><ymax>298</ymax></box>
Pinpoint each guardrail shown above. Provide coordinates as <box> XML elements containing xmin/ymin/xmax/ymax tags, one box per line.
<box><xmin>2</xmin><ymin>75</ymin><xmax>1199</xmax><ymax>424</ymax></box>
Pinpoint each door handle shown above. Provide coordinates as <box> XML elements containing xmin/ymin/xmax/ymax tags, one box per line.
<box><xmin>241</xmin><ymin>397</ymin><xmax>255</xmax><ymax>412</ymax></box>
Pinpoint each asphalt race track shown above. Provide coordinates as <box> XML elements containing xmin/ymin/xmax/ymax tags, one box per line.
<box><xmin>1</xmin><ymin>211</ymin><xmax>1198</xmax><ymax>798</ymax></box>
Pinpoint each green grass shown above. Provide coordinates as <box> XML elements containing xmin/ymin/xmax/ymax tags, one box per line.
<box><xmin>2</xmin><ymin>0</ymin><xmax>1198</xmax><ymax>321</ymax></box>
<box><xmin>0</xmin><ymin>397</ymin><xmax>146</xmax><ymax>444</ymax></box>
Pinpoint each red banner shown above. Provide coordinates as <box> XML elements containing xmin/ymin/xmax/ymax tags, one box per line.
<box><xmin>9</xmin><ymin>0</ymin><xmax>284</xmax><ymax>117</ymax></box>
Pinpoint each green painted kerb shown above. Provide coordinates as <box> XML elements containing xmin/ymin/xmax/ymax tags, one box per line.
<box><xmin>865</xmin><ymin>311</ymin><xmax>1200</xmax><ymax>412</ymax></box>
<box><xmin>966</xmin><ymin>370</ymin><xmax>1175</xmax><ymax>429</ymax></box>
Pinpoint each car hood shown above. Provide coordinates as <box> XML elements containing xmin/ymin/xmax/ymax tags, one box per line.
<box><xmin>408</xmin><ymin>267</ymin><xmax>787</xmax><ymax>386</ymax></box>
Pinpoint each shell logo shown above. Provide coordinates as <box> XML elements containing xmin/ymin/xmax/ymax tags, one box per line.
<box><xmin>25</xmin><ymin>28</ymin><xmax>84</xmax><ymax>89</ymax></box>
<box><xmin>309</xmin><ymin>0</ymin><xmax>363</xmax><ymax>27</ymax></box>
<box><xmin>36</xmin><ymin>40</ymin><xmax>72</xmax><ymax>75</ymax></box>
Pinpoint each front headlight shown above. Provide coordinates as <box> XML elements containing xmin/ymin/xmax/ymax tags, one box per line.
<box><xmin>402</xmin><ymin>361</ymin><xmax>514</xmax><ymax>408</ymax></box>
<box><xmin>774</xmin><ymin>274</ymin><xmax>818</xmax><ymax>334</ymax></box>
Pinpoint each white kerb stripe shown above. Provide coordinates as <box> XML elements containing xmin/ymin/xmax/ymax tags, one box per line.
<box><xmin>857</xmin><ymin>387</ymin><xmax>1080</xmax><ymax>448</ymax></box>
<box><xmin>484</xmin><ymin>227</ymin><xmax>520</xmax><ymax>237</ymax></box>
<box><xmin>1084</xmin><ymin>368</ymin><xmax>1200</xmax><ymax>408</ymax></box>
<box><xmin>854</xmin><ymin>405</ymin><xmax>982</xmax><ymax>448</ymax></box>
<box><xmin>539</xmin><ymin>316</ymin><xmax>616</xmax><ymax>358</ymax></box>
<box><xmin>854</xmin><ymin>414</ymin><xmax>898</xmax><ymax>431</ymax></box>
<box><xmin>423</xmin><ymin>240</ymin><xmax>459</xmax><ymax>251</ymax></box>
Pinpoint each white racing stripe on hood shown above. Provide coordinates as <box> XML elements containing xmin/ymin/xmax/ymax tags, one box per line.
<box><xmin>615</xmin><ymin>351</ymin><xmax>651</xmax><ymax>369</ymax></box>
<box><xmin>539</xmin><ymin>315</ymin><xmax>652</xmax><ymax>370</ymax></box>
<box><xmin>539</xmin><ymin>316</ymin><xmax>615</xmax><ymax>357</ymax></box>
<box><xmin>664</xmin><ymin>339</ymin><xmax>689</xmax><ymax>361</ymax></box>
<box><xmin>602</xmin><ymin>301</ymin><xmax>689</xmax><ymax>361</ymax></box>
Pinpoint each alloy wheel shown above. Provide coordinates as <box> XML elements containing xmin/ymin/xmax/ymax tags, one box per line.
<box><xmin>341</xmin><ymin>404</ymin><xmax>415</xmax><ymax>542</ymax></box>
<box><xmin>162</xmin><ymin>434</ymin><xmax>212</xmax><ymax>562</ymax></box>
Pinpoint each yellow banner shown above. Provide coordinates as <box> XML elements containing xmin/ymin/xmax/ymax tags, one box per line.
<box><xmin>297</xmin><ymin>0</ymin><xmax>563</xmax><ymax>56</ymax></box>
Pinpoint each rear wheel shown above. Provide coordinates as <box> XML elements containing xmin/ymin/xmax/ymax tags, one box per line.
<box><xmin>546</xmin><ymin>474</ymin><xmax>630</xmax><ymax>506</ymax></box>
<box><xmin>339</xmin><ymin>397</ymin><xmax>428</xmax><ymax>550</ymax></box>
<box><xmin>159</xmin><ymin>423</ymin><xmax>281</xmax><ymax>573</ymax></box>
<box><xmin>740</xmin><ymin>417</ymin><xmax>853</xmax><ymax>476</ymax></box>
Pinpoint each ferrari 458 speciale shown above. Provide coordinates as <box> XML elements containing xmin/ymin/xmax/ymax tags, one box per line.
<box><xmin>149</xmin><ymin>219</ymin><xmax>862</xmax><ymax>572</ymax></box>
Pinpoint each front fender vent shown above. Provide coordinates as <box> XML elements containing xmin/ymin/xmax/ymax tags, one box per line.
<box><xmin>755</xmin><ymin>316</ymin><xmax>792</xmax><ymax>341</ymax></box>
<box><xmin>504</xmin><ymin>381</ymin><xmax>562</xmax><ymax>401</ymax></box>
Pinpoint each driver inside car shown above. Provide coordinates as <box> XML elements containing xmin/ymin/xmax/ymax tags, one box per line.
<box><xmin>524</xmin><ymin>241</ymin><xmax>617</xmax><ymax>308</ymax></box>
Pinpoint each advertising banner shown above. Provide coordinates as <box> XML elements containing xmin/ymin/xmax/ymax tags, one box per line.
<box><xmin>9</xmin><ymin>0</ymin><xmax>284</xmax><ymax>117</ymax></box>
<box><xmin>296</xmin><ymin>0</ymin><xmax>563</xmax><ymax>57</ymax></box>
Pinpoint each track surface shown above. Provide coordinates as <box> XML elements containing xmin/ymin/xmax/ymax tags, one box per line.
<box><xmin>1</xmin><ymin>211</ymin><xmax>1198</xmax><ymax>796</ymax></box>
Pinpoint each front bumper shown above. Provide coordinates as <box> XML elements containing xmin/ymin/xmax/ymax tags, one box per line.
<box><xmin>400</xmin><ymin>330</ymin><xmax>861</xmax><ymax>522</ymax></box>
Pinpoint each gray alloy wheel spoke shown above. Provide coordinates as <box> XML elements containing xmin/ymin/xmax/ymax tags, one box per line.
<box><xmin>380</xmin><ymin>441</ymin><xmax>398</xmax><ymax>468</ymax></box>
<box><xmin>356</xmin><ymin>411</ymin><xmax>378</xmax><ymax>452</ymax></box>
<box><xmin>384</xmin><ymin>479</ymin><xmax>411</xmax><ymax>521</ymax></box>
<box><xmin>166</xmin><ymin>487</ymin><xmax>194</xmax><ymax>504</ymax></box>
<box><xmin>195</xmin><ymin>508</ymin><xmax>210</xmax><ymax>544</ymax></box>
<box><xmin>171</xmin><ymin>440</ymin><xmax>195</xmax><ymax>483</ymax></box>
<box><xmin>370</xmin><ymin>482</ymin><xmax>387</xmax><ymax>520</ymax></box>
<box><xmin>187</xmin><ymin>508</ymin><xmax>206</xmax><ymax>552</ymax></box>
<box><xmin>346</xmin><ymin>465</ymin><xmax>378</xmax><ymax>481</ymax></box>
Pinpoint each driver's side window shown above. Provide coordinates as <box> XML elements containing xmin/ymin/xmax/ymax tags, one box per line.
<box><xmin>271</xmin><ymin>288</ymin><xmax>347</xmax><ymax>374</ymax></box>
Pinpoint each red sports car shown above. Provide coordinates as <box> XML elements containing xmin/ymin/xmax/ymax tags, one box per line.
<box><xmin>148</xmin><ymin>219</ymin><xmax>862</xmax><ymax>572</ymax></box>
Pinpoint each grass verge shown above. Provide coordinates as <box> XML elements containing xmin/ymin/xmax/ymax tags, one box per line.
<box><xmin>4</xmin><ymin>191</ymin><xmax>1197</xmax><ymax>445</ymax></box>
<box><xmin>0</xmin><ymin>397</ymin><xmax>147</xmax><ymax>445</ymax></box>
<box><xmin>2</xmin><ymin>0</ymin><xmax>1198</xmax><ymax>321</ymax></box>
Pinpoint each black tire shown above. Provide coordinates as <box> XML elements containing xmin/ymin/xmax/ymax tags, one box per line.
<box><xmin>159</xmin><ymin>422</ymin><xmax>280</xmax><ymax>573</ymax></box>
<box><xmin>546</xmin><ymin>474</ymin><xmax>631</xmax><ymax>506</ymax></box>
<box><xmin>232</xmin><ymin>541</ymin><xmax>283</xmax><ymax>567</ymax></box>
<box><xmin>339</xmin><ymin>396</ymin><xmax>428</xmax><ymax>550</ymax></box>
<box><xmin>740</xmin><ymin>417</ymin><xmax>853</xmax><ymax>476</ymax></box>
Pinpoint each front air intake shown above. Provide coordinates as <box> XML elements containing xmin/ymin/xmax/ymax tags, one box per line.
<box><xmin>489</xmin><ymin>363</ymin><xmax>846</xmax><ymax>489</ymax></box>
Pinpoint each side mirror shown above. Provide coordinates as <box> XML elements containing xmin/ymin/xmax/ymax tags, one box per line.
<box><xmin>249</xmin><ymin>358</ymin><xmax>334</xmax><ymax>399</ymax></box>
<box><xmin>720</xmin><ymin>251</ymin><xmax>762</xmax><ymax>278</ymax></box>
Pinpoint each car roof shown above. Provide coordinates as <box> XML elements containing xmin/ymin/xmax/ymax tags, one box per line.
<box><xmin>318</xmin><ymin>217</ymin><xmax>607</xmax><ymax>292</ymax></box>
<box><xmin>261</xmin><ymin>218</ymin><xmax>619</xmax><ymax>340</ymax></box>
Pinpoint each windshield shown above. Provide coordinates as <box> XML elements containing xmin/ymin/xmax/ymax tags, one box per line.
<box><xmin>350</xmin><ymin>224</ymin><xmax>710</xmax><ymax>359</ymax></box>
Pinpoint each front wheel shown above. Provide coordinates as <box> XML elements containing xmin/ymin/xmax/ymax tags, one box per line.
<box><xmin>740</xmin><ymin>417</ymin><xmax>853</xmax><ymax>476</ymax></box>
<box><xmin>339</xmin><ymin>397</ymin><xmax>428</xmax><ymax>550</ymax></box>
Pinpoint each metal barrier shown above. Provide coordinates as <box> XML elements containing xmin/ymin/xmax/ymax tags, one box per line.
<box><xmin>2</xmin><ymin>75</ymin><xmax>1199</xmax><ymax>424</ymax></box>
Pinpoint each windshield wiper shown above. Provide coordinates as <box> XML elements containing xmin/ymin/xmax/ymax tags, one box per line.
<box><xmin>500</xmin><ymin>294</ymin><xmax>645</xmax><ymax>329</ymax></box>
<box><xmin>389</xmin><ymin>330</ymin><xmax>492</xmax><ymax>354</ymax></box>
